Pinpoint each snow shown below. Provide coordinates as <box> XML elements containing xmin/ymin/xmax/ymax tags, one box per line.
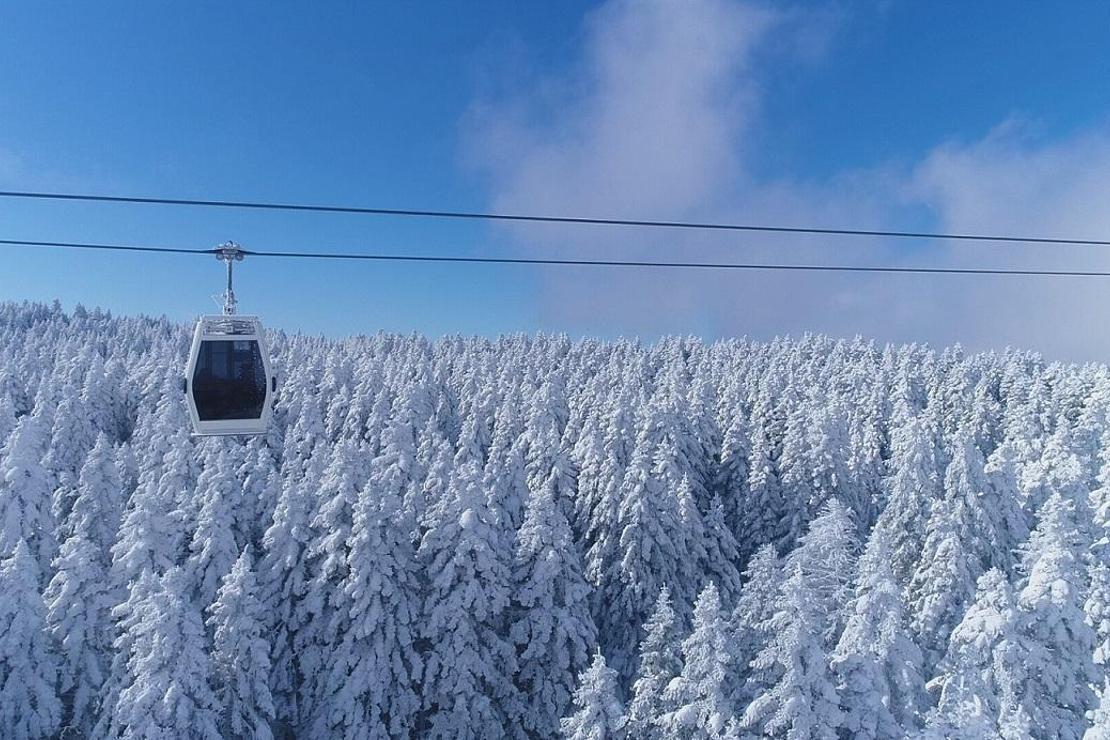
<box><xmin>0</xmin><ymin>301</ymin><xmax>1108</xmax><ymax>737</ymax></box>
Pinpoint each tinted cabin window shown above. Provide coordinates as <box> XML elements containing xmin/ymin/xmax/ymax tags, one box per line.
<box><xmin>192</xmin><ymin>340</ymin><xmax>267</xmax><ymax>421</ymax></box>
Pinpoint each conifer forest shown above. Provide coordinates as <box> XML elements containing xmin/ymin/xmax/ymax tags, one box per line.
<box><xmin>5</xmin><ymin>299</ymin><xmax>1110</xmax><ymax>739</ymax></box>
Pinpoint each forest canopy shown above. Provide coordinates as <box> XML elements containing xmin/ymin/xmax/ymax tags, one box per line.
<box><xmin>0</xmin><ymin>300</ymin><xmax>1107</xmax><ymax>739</ymax></box>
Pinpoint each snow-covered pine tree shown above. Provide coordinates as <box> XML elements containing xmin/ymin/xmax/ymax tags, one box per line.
<box><xmin>49</xmin><ymin>428</ymin><xmax>123</xmax><ymax>733</ymax></box>
<box><xmin>701</xmin><ymin>494</ymin><xmax>742</xmax><ymax>607</ymax></box>
<box><xmin>676</xmin><ymin>473</ymin><xmax>709</xmax><ymax>587</ymax></box>
<box><xmin>207</xmin><ymin>548</ymin><xmax>275</xmax><ymax>740</ymax></box>
<box><xmin>309</xmin><ymin>438</ymin><xmax>423</xmax><ymax>738</ymax></box>
<box><xmin>583</xmin><ymin>388</ymin><xmax>634</xmax><ymax>598</ymax></box>
<box><xmin>373</xmin><ymin>386</ymin><xmax>423</xmax><ymax>534</ymax></box>
<box><xmin>485</xmin><ymin>406</ymin><xmax>529</xmax><ymax>535</ymax></box>
<box><xmin>522</xmin><ymin>377</ymin><xmax>570</xmax><ymax>493</ymax></box>
<box><xmin>831</xmin><ymin>530</ymin><xmax>926</xmax><ymax>739</ymax></box>
<box><xmin>296</xmin><ymin>436</ymin><xmax>368</xmax><ymax>719</ymax></box>
<box><xmin>774</xmin><ymin>403</ymin><xmax>812</xmax><ymax>547</ymax></box>
<box><xmin>570</xmin><ymin>408</ymin><xmax>607</xmax><ymax>546</ymax></box>
<box><xmin>1087</xmin><ymin>680</ymin><xmax>1110</xmax><ymax>740</ymax></box>
<box><xmin>1021</xmin><ymin>426</ymin><xmax>1087</xmax><ymax>515</ymax></box>
<box><xmin>188</xmin><ymin>444</ymin><xmax>243</xmax><ymax>608</ymax></box>
<box><xmin>80</xmin><ymin>349</ymin><xmax>118</xmax><ymax>439</ymax></box>
<box><xmin>714</xmin><ymin>410</ymin><xmax>753</xmax><ymax>549</ymax></box>
<box><xmin>0</xmin><ymin>411</ymin><xmax>56</xmax><ymax>567</ymax></box>
<box><xmin>789</xmin><ymin>497</ymin><xmax>857</xmax><ymax>645</ymax></box>
<box><xmin>741</xmin><ymin>503</ymin><xmax>847</xmax><ymax>739</ymax></box>
<box><xmin>871</xmin><ymin>413</ymin><xmax>939</xmax><ymax>591</ymax></box>
<box><xmin>44</xmin><ymin>523</ymin><xmax>114</xmax><ymax>734</ymax></box>
<box><xmin>560</xmin><ymin>651</ymin><xmax>627</xmax><ymax>740</ymax></box>
<box><xmin>42</xmin><ymin>391</ymin><xmax>95</xmax><ymax>529</ymax></box>
<box><xmin>259</xmin><ymin>441</ymin><xmax>325</xmax><ymax>730</ymax></box>
<box><xmin>96</xmin><ymin>572</ymin><xmax>156</xmax><ymax>737</ymax></box>
<box><xmin>1088</xmin><ymin>561</ymin><xmax>1110</xmax><ymax>673</ymax></box>
<box><xmin>627</xmin><ymin>585</ymin><xmax>683</xmax><ymax>739</ymax></box>
<box><xmin>730</xmin><ymin>544</ymin><xmax>781</xmax><ymax>711</ymax></box>
<box><xmin>845</xmin><ymin>382</ymin><xmax>886</xmax><ymax>532</ymax></box>
<box><xmin>984</xmin><ymin>437</ymin><xmax>1031</xmax><ymax>575</ymax></box>
<box><xmin>0</xmin><ymin>393</ymin><xmax>16</xmax><ymax>448</ymax></box>
<box><xmin>945</xmin><ymin>431</ymin><xmax>1027</xmax><ymax>575</ymax></box>
<box><xmin>601</xmin><ymin>401</ymin><xmax>691</xmax><ymax>681</ymax></box>
<box><xmin>418</xmin><ymin>420</ymin><xmax>518</xmax><ymax>739</ymax></box>
<box><xmin>111</xmin><ymin>417</ymin><xmax>191</xmax><ymax>588</ymax></box>
<box><xmin>414</xmin><ymin>421</ymin><xmax>454</xmax><ymax>533</ymax></box>
<box><xmin>922</xmin><ymin>568</ymin><xmax>1023</xmax><ymax>738</ymax></box>
<box><xmin>0</xmin><ymin>540</ymin><xmax>61</xmax><ymax>740</ymax></box>
<box><xmin>510</xmin><ymin>467</ymin><xmax>597</xmax><ymax>737</ymax></box>
<box><xmin>745</xmin><ymin>409</ymin><xmax>786</xmax><ymax>554</ymax></box>
<box><xmin>659</xmin><ymin>581</ymin><xmax>733</xmax><ymax>739</ymax></box>
<box><xmin>64</xmin><ymin>432</ymin><xmax>122</xmax><ymax>555</ymax></box>
<box><xmin>1090</xmin><ymin>420</ymin><xmax>1110</xmax><ymax>561</ymax></box>
<box><xmin>1014</xmin><ymin>491</ymin><xmax>1098</xmax><ymax>739</ymax></box>
<box><xmin>239</xmin><ymin>441</ymin><xmax>281</xmax><ymax>546</ymax></box>
<box><xmin>906</xmin><ymin>496</ymin><xmax>977</xmax><ymax>674</ymax></box>
<box><xmin>98</xmin><ymin>402</ymin><xmax>195</xmax><ymax>734</ymax></box>
<box><xmin>110</xmin><ymin>567</ymin><xmax>221</xmax><ymax>738</ymax></box>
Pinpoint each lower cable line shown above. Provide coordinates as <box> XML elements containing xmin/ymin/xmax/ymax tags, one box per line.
<box><xmin>0</xmin><ymin>238</ymin><xmax>210</xmax><ymax>255</ymax></box>
<box><xmin>246</xmin><ymin>248</ymin><xmax>1110</xmax><ymax>277</ymax></box>
<box><xmin>3</xmin><ymin>236</ymin><xmax>1110</xmax><ymax>278</ymax></box>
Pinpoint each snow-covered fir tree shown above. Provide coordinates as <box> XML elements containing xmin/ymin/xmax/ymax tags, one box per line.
<box><xmin>659</xmin><ymin>581</ymin><xmax>733</xmax><ymax>739</ymax></box>
<box><xmin>109</xmin><ymin>567</ymin><xmax>221</xmax><ymax>738</ymax></box>
<box><xmin>602</xmin><ymin>401</ymin><xmax>691</xmax><ymax>681</ymax></box>
<box><xmin>922</xmin><ymin>568</ymin><xmax>1024</xmax><ymax>738</ymax></box>
<box><xmin>0</xmin><ymin>301</ymin><xmax>1107</xmax><ymax>737</ymax></box>
<box><xmin>44</xmin><ymin>530</ymin><xmax>113</xmax><ymax>734</ymax></box>
<box><xmin>296</xmin><ymin>435</ymin><xmax>369</xmax><ymax>715</ymax></box>
<box><xmin>110</xmin><ymin>401</ymin><xmax>190</xmax><ymax>586</ymax></box>
<box><xmin>730</xmin><ymin>544</ymin><xmax>780</xmax><ymax>711</ymax></box>
<box><xmin>1088</xmin><ymin>561</ymin><xmax>1110</xmax><ymax>673</ymax></box>
<box><xmin>206</xmin><ymin>548</ymin><xmax>275</xmax><ymax>740</ymax></box>
<box><xmin>188</xmin><ymin>444</ymin><xmax>242</xmax><ymax>608</ymax></box>
<box><xmin>832</xmin><ymin>531</ymin><xmax>926</xmax><ymax>738</ymax></box>
<box><xmin>0</xmin><ymin>411</ymin><xmax>56</xmax><ymax>567</ymax></box>
<box><xmin>310</xmin><ymin>438</ymin><xmax>423</xmax><ymax>738</ymax></box>
<box><xmin>560</xmin><ymin>651</ymin><xmax>627</xmax><ymax>740</ymax></box>
<box><xmin>57</xmin><ymin>431</ymin><xmax>121</xmax><ymax>550</ymax></box>
<box><xmin>417</xmin><ymin>421</ymin><xmax>519</xmax><ymax>738</ymax></box>
<box><xmin>0</xmin><ymin>540</ymin><xmax>61</xmax><ymax>740</ymax></box>
<box><xmin>907</xmin><ymin>495</ymin><xmax>978</xmax><ymax>674</ymax></box>
<box><xmin>870</xmin><ymin>413</ymin><xmax>938</xmax><ymax>590</ymax></box>
<box><xmin>1014</xmin><ymin>491</ymin><xmax>1098</xmax><ymax>739</ymax></box>
<box><xmin>1088</xmin><ymin>681</ymin><xmax>1110</xmax><ymax>740</ymax></box>
<box><xmin>741</xmin><ymin>502</ymin><xmax>848</xmax><ymax>739</ymax></box>
<box><xmin>43</xmin><ymin>433</ymin><xmax>121</xmax><ymax>733</ymax></box>
<box><xmin>627</xmin><ymin>585</ymin><xmax>683</xmax><ymax>739</ymax></box>
<box><xmin>510</xmin><ymin>467</ymin><xmax>597</xmax><ymax>737</ymax></box>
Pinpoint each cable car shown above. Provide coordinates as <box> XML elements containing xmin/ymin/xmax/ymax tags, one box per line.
<box><xmin>185</xmin><ymin>242</ymin><xmax>276</xmax><ymax>436</ymax></box>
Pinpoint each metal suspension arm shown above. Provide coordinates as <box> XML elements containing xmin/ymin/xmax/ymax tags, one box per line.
<box><xmin>214</xmin><ymin>241</ymin><xmax>245</xmax><ymax>315</ymax></box>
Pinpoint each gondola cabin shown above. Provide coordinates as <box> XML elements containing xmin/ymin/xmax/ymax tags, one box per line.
<box><xmin>186</xmin><ymin>315</ymin><xmax>275</xmax><ymax>436</ymax></box>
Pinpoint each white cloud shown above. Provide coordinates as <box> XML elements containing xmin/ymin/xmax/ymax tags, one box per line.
<box><xmin>465</xmin><ymin>0</ymin><xmax>1110</xmax><ymax>361</ymax></box>
<box><xmin>904</xmin><ymin>122</ymin><xmax>1110</xmax><ymax>357</ymax></box>
<box><xmin>467</xmin><ymin>0</ymin><xmax>776</xmax><ymax>220</ymax></box>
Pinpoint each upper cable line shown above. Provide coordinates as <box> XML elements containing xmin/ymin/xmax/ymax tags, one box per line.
<box><xmin>1</xmin><ymin>189</ymin><xmax>1109</xmax><ymax>247</ymax></box>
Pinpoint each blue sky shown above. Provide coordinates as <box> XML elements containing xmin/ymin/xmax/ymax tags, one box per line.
<box><xmin>2</xmin><ymin>2</ymin><xmax>1110</xmax><ymax>358</ymax></box>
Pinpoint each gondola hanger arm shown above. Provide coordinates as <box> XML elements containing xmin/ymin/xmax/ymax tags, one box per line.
<box><xmin>214</xmin><ymin>241</ymin><xmax>245</xmax><ymax>316</ymax></box>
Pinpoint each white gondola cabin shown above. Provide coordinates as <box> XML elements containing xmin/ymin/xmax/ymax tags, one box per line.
<box><xmin>186</xmin><ymin>314</ymin><xmax>275</xmax><ymax>436</ymax></box>
<box><xmin>185</xmin><ymin>241</ymin><xmax>276</xmax><ymax>436</ymax></box>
